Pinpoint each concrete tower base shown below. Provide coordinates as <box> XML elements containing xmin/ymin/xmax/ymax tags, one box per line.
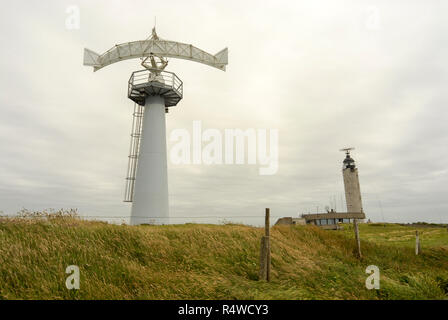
<box><xmin>130</xmin><ymin>95</ymin><xmax>169</xmax><ymax>225</ymax></box>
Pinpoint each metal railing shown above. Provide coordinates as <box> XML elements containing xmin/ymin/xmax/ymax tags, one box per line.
<box><xmin>128</xmin><ymin>70</ymin><xmax>183</xmax><ymax>97</ymax></box>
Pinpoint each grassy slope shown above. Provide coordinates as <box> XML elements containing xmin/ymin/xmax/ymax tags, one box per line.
<box><xmin>0</xmin><ymin>218</ymin><xmax>447</xmax><ymax>300</ymax></box>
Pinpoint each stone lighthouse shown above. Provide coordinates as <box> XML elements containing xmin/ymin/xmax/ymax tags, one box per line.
<box><xmin>341</xmin><ymin>148</ymin><xmax>364</xmax><ymax>213</ymax></box>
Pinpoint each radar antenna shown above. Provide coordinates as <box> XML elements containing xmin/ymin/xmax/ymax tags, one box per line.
<box><xmin>340</xmin><ymin>147</ymin><xmax>355</xmax><ymax>155</ymax></box>
<box><xmin>140</xmin><ymin>27</ymin><xmax>169</xmax><ymax>75</ymax></box>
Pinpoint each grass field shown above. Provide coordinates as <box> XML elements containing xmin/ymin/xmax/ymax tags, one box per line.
<box><xmin>0</xmin><ymin>215</ymin><xmax>447</xmax><ymax>300</ymax></box>
<box><xmin>337</xmin><ymin>223</ymin><xmax>448</xmax><ymax>248</ymax></box>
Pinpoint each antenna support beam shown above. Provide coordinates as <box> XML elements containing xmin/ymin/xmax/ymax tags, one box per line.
<box><xmin>84</xmin><ymin>39</ymin><xmax>228</xmax><ymax>72</ymax></box>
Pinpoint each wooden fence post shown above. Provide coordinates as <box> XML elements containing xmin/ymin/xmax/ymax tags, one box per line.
<box><xmin>415</xmin><ymin>230</ymin><xmax>421</xmax><ymax>255</ymax></box>
<box><xmin>353</xmin><ymin>218</ymin><xmax>362</xmax><ymax>259</ymax></box>
<box><xmin>259</xmin><ymin>208</ymin><xmax>271</xmax><ymax>281</ymax></box>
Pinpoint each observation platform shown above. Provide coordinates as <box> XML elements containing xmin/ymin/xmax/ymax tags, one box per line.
<box><xmin>128</xmin><ymin>70</ymin><xmax>183</xmax><ymax>107</ymax></box>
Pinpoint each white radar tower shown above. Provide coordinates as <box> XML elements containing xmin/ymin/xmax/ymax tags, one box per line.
<box><xmin>83</xmin><ymin>27</ymin><xmax>228</xmax><ymax>225</ymax></box>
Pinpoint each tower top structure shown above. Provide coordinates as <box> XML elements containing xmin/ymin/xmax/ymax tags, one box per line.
<box><xmin>340</xmin><ymin>147</ymin><xmax>355</xmax><ymax>155</ymax></box>
<box><xmin>340</xmin><ymin>147</ymin><xmax>356</xmax><ymax>170</ymax></box>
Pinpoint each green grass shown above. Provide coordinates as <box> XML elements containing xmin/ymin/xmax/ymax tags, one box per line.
<box><xmin>0</xmin><ymin>216</ymin><xmax>447</xmax><ymax>300</ymax></box>
<box><xmin>337</xmin><ymin>223</ymin><xmax>448</xmax><ymax>248</ymax></box>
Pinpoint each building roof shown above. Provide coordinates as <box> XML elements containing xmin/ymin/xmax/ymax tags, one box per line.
<box><xmin>302</xmin><ymin>212</ymin><xmax>365</xmax><ymax>220</ymax></box>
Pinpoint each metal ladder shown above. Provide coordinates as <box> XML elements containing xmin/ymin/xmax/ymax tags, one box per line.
<box><xmin>124</xmin><ymin>103</ymin><xmax>144</xmax><ymax>202</ymax></box>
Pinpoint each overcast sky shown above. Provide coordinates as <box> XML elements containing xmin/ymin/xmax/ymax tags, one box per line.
<box><xmin>0</xmin><ymin>0</ymin><xmax>447</xmax><ymax>225</ymax></box>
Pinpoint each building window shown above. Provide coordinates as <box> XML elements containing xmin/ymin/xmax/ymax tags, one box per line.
<box><xmin>321</xmin><ymin>219</ymin><xmax>328</xmax><ymax>225</ymax></box>
<box><xmin>328</xmin><ymin>219</ymin><xmax>336</xmax><ymax>225</ymax></box>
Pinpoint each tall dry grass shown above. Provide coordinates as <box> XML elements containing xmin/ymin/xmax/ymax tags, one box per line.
<box><xmin>0</xmin><ymin>213</ymin><xmax>447</xmax><ymax>300</ymax></box>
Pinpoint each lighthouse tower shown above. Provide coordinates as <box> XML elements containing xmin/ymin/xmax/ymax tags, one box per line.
<box><xmin>341</xmin><ymin>148</ymin><xmax>363</xmax><ymax>214</ymax></box>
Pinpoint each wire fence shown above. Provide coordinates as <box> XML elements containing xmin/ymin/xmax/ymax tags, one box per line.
<box><xmin>0</xmin><ymin>213</ymin><xmax>293</xmax><ymax>227</ymax></box>
<box><xmin>0</xmin><ymin>214</ymin><xmax>289</xmax><ymax>219</ymax></box>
